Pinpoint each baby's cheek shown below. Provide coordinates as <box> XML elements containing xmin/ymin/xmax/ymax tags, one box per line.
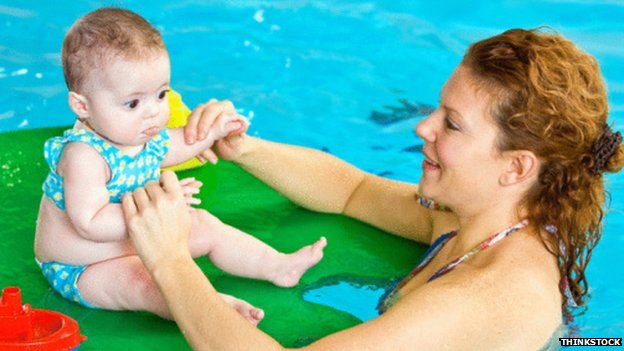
<box><xmin>121</xmin><ymin>122</ymin><xmax>142</xmax><ymax>141</ymax></box>
<box><xmin>161</xmin><ymin>105</ymin><xmax>171</xmax><ymax>124</ymax></box>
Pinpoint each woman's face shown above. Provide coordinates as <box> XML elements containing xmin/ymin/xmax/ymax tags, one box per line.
<box><xmin>415</xmin><ymin>65</ymin><xmax>509</xmax><ymax>214</ymax></box>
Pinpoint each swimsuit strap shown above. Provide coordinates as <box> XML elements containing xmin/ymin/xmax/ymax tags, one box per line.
<box><xmin>393</xmin><ymin>219</ymin><xmax>529</xmax><ymax>293</ymax></box>
<box><xmin>427</xmin><ymin>219</ymin><xmax>529</xmax><ymax>281</ymax></box>
<box><xmin>378</xmin><ymin>194</ymin><xmax>530</xmax><ymax>314</ymax></box>
<box><xmin>397</xmin><ymin>231</ymin><xmax>456</xmax><ymax>288</ymax></box>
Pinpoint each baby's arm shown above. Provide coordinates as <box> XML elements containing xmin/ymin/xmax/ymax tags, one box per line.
<box><xmin>60</xmin><ymin>142</ymin><xmax>128</xmax><ymax>242</ymax></box>
<box><xmin>161</xmin><ymin>114</ymin><xmax>247</xmax><ymax>168</ymax></box>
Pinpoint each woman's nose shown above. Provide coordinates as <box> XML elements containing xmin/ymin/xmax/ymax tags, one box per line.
<box><xmin>415</xmin><ymin>114</ymin><xmax>437</xmax><ymax>143</ymax></box>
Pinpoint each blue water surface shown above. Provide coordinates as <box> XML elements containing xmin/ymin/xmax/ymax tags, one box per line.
<box><xmin>1</xmin><ymin>0</ymin><xmax>623</xmax><ymax>342</ymax></box>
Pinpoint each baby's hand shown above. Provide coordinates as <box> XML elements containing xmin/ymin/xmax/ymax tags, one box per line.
<box><xmin>179</xmin><ymin>177</ymin><xmax>202</xmax><ymax>207</ymax></box>
<box><xmin>184</xmin><ymin>99</ymin><xmax>249</xmax><ymax>164</ymax></box>
<box><xmin>209</xmin><ymin>113</ymin><xmax>249</xmax><ymax>141</ymax></box>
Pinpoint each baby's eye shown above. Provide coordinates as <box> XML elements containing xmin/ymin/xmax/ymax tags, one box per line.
<box><xmin>125</xmin><ymin>99</ymin><xmax>140</xmax><ymax>109</ymax></box>
<box><xmin>158</xmin><ymin>89</ymin><xmax>170</xmax><ymax>100</ymax></box>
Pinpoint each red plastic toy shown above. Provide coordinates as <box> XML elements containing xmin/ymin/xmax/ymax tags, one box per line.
<box><xmin>0</xmin><ymin>286</ymin><xmax>86</xmax><ymax>350</ymax></box>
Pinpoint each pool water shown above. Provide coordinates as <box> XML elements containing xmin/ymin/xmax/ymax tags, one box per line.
<box><xmin>1</xmin><ymin>0</ymin><xmax>622</xmax><ymax>343</ymax></box>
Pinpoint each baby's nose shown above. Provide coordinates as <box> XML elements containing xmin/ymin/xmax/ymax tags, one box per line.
<box><xmin>144</xmin><ymin>103</ymin><xmax>159</xmax><ymax>119</ymax></box>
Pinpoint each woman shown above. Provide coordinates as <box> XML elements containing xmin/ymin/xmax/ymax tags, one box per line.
<box><xmin>122</xmin><ymin>28</ymin><xmax>622</xmax><ymax>350</ymax></box>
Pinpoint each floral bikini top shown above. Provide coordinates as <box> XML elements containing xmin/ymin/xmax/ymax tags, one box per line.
<box><xmin>42</xmin><ymin>128</ymin><xmax>170</xmax><ymax>211</ymax></box>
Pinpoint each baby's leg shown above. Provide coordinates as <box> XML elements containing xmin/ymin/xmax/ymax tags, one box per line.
<box><xmin>190</xmin><ymin>209</ymin><xmax>327</xmax><ymax>287</ymax></box>
<box><xmin>77</xmin><ymin>255</ymin><xmax>264</xmax><ymax>325</ymax></box>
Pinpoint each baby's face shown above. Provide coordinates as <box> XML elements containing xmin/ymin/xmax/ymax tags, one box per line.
<box><xmin>82</xmin><ymin>51</ymin><xmax>171</xmax><ymax>147</ymax></box>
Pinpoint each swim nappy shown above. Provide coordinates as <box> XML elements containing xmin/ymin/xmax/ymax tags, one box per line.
<box><xmin>36</xmin><ymin>259</ymin><xmax>97</xmax><ymax>309</ymax></box>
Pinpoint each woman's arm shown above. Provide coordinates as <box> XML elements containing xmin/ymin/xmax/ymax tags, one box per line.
<box><xmin>122</xmin><ymin>172</ymin><xmax>532</xmax><ymax>350</ymax></box>
<box><xmin>121</xmin><ymin>171</ymin><xmax>282</xmax><ymax>350</ymax></box>
<box><xmin>147</xmin><ymin>251</ymin><xmax>482</xmax><ymax>351</ymax></box>
<box><xmin>236</xmin><ymin>136</ymin><xmax>367</xmax><ymax>214</ymax></box>
<box><xmin>151</xmin><ymin>254</ymin><xmax>283</xmax><ymax>351</ymax></box>
<box><xmin>181</xmin><ymin>100</ymin><xmax>457</xmax><ymax>243</ymax></box>
<box><xmin>221</xmin><ymin>136</ymin><xmax>449</xmax><ymax>243</ymax></box>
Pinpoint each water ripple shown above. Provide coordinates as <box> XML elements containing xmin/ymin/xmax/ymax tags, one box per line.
<box><xmin>0</xmin><ymin>5</ymin><xmax>36</xmax><ymax>18</ymax></box>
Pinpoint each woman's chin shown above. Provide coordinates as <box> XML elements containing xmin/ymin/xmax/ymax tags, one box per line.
<box><xmin>417</xmin><ymin>182</ymin><xmax>434</xmax><ymax>199</ymax></box>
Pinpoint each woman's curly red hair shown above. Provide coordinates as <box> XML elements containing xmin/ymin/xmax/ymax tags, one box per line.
<box><xmin>463</xmin><ymin>28</ymin><xmax>623</xmax><ymax>309</ymax></box>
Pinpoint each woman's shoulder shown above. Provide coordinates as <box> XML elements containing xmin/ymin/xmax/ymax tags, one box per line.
<box><xmin>384</xmin><ymin>257</ymin><xmax>560</xmax><ymax>350</ymax></box>
<box><xmin>461</xmin><ymin>229</ymin><xmax>563</xmax><ymax>341</ymax></box>
<box><xmin>470</xmin><ymin>227</ymin><xmax>561</xmax><ymax>299</ymax></box>
<box><xmin>488</xmin><ymin>226</ymin><xmax>560</xmax><ymax>278</ymax></box>
<box><xmin>425</xmin><ymin>229</ymin><xmax>561</xmax><ymax>345</ymax></box>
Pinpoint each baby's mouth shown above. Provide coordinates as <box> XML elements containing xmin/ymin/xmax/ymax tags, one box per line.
<box><xmin>143</xmin><ymin>126</ymin><xmax>160</xmax><ymax>137</ymax></box>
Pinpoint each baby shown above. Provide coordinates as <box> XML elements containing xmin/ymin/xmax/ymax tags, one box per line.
<box><xmin>34</xmin><ymin>7</ymin><xmax>326</xmax><ymax>324</ymax></box>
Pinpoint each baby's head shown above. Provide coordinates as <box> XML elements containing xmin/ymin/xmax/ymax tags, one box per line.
<box><xmin>63</xmin><ymin>8</ymin><xmax>171</xmax><ymax>147</ymax></box>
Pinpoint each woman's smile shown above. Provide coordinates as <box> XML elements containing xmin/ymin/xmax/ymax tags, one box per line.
<box><xmin>422</xmin><ymin>156</ymin><xmax>440</xmax><ymax>172</ymax></box>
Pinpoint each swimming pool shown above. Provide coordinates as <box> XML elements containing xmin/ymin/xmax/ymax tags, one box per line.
<box><xmin>1</xmin><ymin>0</ymin><xmax>622</xmax><ymax>345</ymax></box>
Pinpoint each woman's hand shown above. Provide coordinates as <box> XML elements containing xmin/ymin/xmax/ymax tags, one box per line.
<box><xmin>183</xmin><ymin>99</ymin><xmax>248</xmax><ymax>164</ymax></box>
<box><xmin>211</xmin><ymin>131</ymin><xmax>248</xmax><ymax>162</ymax></box>
<box><xmin>121</xmin><ymin>170</ymin><xmax>192</xmax><ymax>272</ymax></box>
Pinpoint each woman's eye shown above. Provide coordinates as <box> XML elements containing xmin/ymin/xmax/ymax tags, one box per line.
<box><xmin>126</xmin><ymin>99</ymin><xmax>140</xmax><ymax>109</ymax></box>
<box><xmin>445</xmin><ymin>117</ymin><xmax>459</xmax><ymax>131</ymax></box>
<box><xmin>158</xmin><ymin>89</ymin><xmax>170</xmax><ymax>100</ymax></box>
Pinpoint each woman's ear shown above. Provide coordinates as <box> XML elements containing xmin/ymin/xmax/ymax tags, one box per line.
<box><xmin>68</xmin><ymin>91</ymin><xmax>89</xmax><ymax>120</ymax></box>
<box><xmin>499</xmin><ymin>150</ymin><xmax>539</xmax><ymax>186</ymax></box>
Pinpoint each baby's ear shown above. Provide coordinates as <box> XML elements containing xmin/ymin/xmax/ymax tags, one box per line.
<box><xmin>68</xmin><ymin>91</ymin><xmax>89</xmax><ymax>119</ymax></box>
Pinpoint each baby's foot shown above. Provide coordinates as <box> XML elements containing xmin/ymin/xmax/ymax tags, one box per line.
<box><xmin>270</xmin><ymin>237</ymin><xmax>327</xmax><ymax>288</ymax></box>
<box><xmin>220</xmin><ymin>293</ymin><xmax>265</xmax><ymax>326</ymax></box>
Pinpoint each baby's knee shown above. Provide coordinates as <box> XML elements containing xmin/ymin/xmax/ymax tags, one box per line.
<box><xmin>106</xmin><ymin>263</ymin><xmax>169</xmax><ymax>317</ymax></box>
<box><xmin>126</xmin><ymin>263</ymin><xmax>160</xmax><ymax>304</ymax></box>
<box><xmin>77</xmin><ymin>260</ymin><xmax>161</xmax><ymax>311</ymax></box>
<box><xmin>115</xmin><ymin>261</ymin><xmax>169</xmax><ymax>316</ymax></box>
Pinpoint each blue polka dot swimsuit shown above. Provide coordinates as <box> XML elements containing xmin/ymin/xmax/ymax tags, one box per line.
<box><xmin>38</xmin><ymin>127</ymin><xmax>170</xmax><ymax>307</ymax></box>
<box><xmin>43</xmin><ymin>128</ymin><xmax>170</xmax><ymax>210</ymax></box>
